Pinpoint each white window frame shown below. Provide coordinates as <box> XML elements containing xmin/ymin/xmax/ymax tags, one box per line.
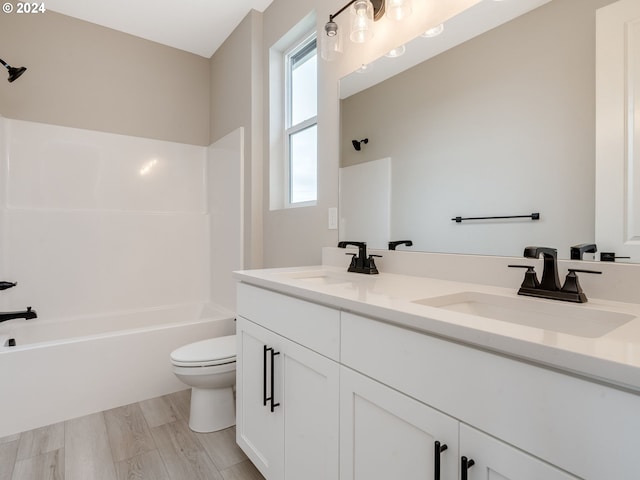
<box><xmin>283</xmin><ymin>32</ymin><xmax>318</xmax><ymax>208</ymax></box>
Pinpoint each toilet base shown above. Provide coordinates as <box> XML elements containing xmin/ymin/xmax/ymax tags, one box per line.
<box><xmin>189</xmin><ymin>386</ymin><xmax>236</xmax><ymax>433</ymax></box>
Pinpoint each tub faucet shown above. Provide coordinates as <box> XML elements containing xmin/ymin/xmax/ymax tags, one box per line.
<box><xmin>0</xmin><ymin>306</ymin><xmax>37</xmax><ymax>323</ymax></box>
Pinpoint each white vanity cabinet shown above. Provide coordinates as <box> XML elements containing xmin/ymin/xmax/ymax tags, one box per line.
<box><xmin>236</xmin><ymin>280</ymin><xmax>640</xmax><ymax>480</ymax></box>
<box><xmin>236</xmin><ymin>283</ymin><xmax>340</xmax><ymax>480</ymax></box>
<box><xmin>339</xmin><ymin>366</ymin><xmax>459</xmax><ymax>480</ymax></box>
<box><xmin>341</xmin><ymin>311</ymin><xmax>640</xmax><ymax>480</ymax></box>
<box><xmin>340</xmin><ymin>367</ymin><xmax>577</xmax><ymax>480</ymax></box>
<box><xmin>458</xmin><ymin>425</ymin><xmax>578</xmax><ymax>480</ymax></box>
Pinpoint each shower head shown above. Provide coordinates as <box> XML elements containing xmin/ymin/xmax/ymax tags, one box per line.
<box><xmin>352</xmin><ymin>138</ymin><xmax>369</xmax><ymax>151</ymax></box>
<box><xmin>0</xmin><ymin>58</ymin><xmax>27</xmax><ymax>83</ymax></box>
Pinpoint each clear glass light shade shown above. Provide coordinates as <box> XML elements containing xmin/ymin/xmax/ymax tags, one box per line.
<box><xmin>350</xmin><ymin>0</ymin><xmax>374</xmax><ymax>43</ymax></box>
<box><xmin>321</xmin><ymin>21</ymin><xmax>343</xmax><ymax>61</ymax></box>
<box><xmin>385</xmin><ymin>0</ymin><xmax>412</xmax><ymax>22</ymax></box>
<box><xmin>385</xmin><ymin>44</ymin><xmax>406</xmax><ymax>58</ymax></box>
<box><xmin>421</xmin><ymin>23</ymin><xmax>444</xmax><ymax>38</ymax></box>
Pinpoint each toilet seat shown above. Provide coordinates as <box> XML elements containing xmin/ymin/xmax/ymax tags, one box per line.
<box><xmin>170</xmin><ymin>335</ymin><xmax>236</xmax><ymax>368</ymax></box>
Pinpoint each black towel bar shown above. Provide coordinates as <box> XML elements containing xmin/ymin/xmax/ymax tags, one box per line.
<box><xmin>452</xmin><ymin>212</ymin><xmax>540</xmax><ymax>223</ymax></box>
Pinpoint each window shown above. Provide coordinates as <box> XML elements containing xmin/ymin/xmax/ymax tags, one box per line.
<box><xmin>285</xmin><ymin>34</ymin><xmax>317</xmax><ymax>206</ymax></box>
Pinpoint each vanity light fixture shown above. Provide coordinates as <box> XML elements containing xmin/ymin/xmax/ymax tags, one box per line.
<box><xmin>350</xmin><ymin>0</ymin><xmax>375</xmax><ymax>43</ymax></box>
<box><xmin>385</xmin><ymin>44</ymin><xmax>406</xmax><ymax>58</ymax></box>
<box><xmin>323</xmin><ymin>0</ymin><xmax>412</xmax><ymax>61</ymax></box>
<box><xmin>0</xmin><ymin>58</ymin><xmax>27</xmax><ymax>83</ymax></box>
<box><xmin>421</xmin><ymin>23</ymin><xmax>444</xmax><ymax>38</ymax></box>
<box><xmin>386</xmin><ymin>0</ymin><xmax>412</xmax><ymax>22</ymax></box>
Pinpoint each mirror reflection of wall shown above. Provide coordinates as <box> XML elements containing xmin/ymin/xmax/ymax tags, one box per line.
<box><xmin>340</xmin><ymin>0</ymin><xmax>616</xmax><ymax>260</ymax></box>
<box><xmin>339</xmin><ymin>157</ymin><xmax>391</xmax><ymax>249</ymax></box>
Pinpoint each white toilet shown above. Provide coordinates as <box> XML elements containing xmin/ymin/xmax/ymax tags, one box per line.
<box><xmin>170</xmin><ymin>334</ymin><xmax>236</xmax><ymax>433</ymax></box>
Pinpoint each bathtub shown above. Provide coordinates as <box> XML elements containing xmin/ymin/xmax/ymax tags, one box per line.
<box><xmin>0</xmin><ymin>303</ymin><xmax>235</xmax><ymax>438</ymax></box>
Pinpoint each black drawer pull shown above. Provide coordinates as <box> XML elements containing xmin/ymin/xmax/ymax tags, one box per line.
<box><xmin>269</xmin><ymin>348</ymin><xmax>280</xmax><ymax>412</ymax></box>
<box><xmin>434</xmin><ymin>441</ymin><xmax>448</xmax><ymax>480</ymax></box>
<box><xmin>263</xmin><ymin>345</ymin><xmax>281</xmax><ymax>412</ymax></box>
<box><xmin>461</xmin><ymin>456</ymin><xmax>475</xmax><ymax>480</ymax></box>
<box><xmin>262</xmin><ymin>345</ymin><xmax>268</xmax><ymax>407</ymax></box>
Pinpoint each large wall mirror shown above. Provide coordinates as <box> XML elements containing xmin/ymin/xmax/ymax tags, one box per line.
<box><xmin>339</xmin><ymin>0</ymin><xmax>618</xmax><ymax>261</ymax></box>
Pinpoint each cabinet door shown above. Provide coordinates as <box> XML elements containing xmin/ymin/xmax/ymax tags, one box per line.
<box><xmin>340</xmin><ymin>367</ymin><xmax>459</xmax><ymax>480</ymax></box>
<box><xmin>236</xmin><ymin>316</ymin><xmax>284</xmax><ymax>479</ymax></box>
<box><xmin>237</xmin><ymin>316</ymin><xmax>340</xmax><ymax>480</ymax></box>
<box><xmin>282</xmin><ymin>336</ymin><xmax>339</xmax><ymax>480</ymax></box>
<box><xmin>459</xmin><ymin>424</ymin><xmax>579</xmax><ymax>480</ymax></box>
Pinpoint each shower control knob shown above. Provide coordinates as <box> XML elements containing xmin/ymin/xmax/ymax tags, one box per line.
<box><xmin>0</xmin><ymin>281</ymin><xmax>17</xmax><ymax>291</ymax></box>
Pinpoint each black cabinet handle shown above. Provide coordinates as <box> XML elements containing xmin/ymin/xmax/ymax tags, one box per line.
<box><xmin>269</xmin><ymin>348</ymin><xmax>280</xmax><ymax>412</ymax></box>
<box><xmin>461</xmin><ymin>456</ymin><xmax>475</xmax><ymax>480</ymax></box>
<box><xmin>263</xmin><ymin>345</ymin><xmax>268</xmax><ymax>407</ymax></box>
<box><xmin>434</xmin><ymin>441</ymin><xmax>448</xmax><ymax>480</ymax></box>
<box><xmin>263</xmin><ymin>345</ymin><xmax>280</xmax><ymax>412</ymax></box>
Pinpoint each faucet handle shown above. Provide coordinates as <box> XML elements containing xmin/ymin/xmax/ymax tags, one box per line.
<box><xmin>561</xmin><ymin>269</ymin><xmax>602</xmax><ymax>301</ymax></box>
<box><xmin>567</xmin><ymin>268</ymin><xmax>602</xmax><ymax>275</ymax></box>
<box><xmin>508</xmin><ymin>265</ymin><xmax>539</xmax><ymax>289</ymax></box>
<box><xmin>345</xmin><ymin>253</ymin><xmax>358</xmax><ymax>271</ymax></box>
<box><xmin>366</xmin><ymin>255</ymin><xmax>380</xmax><ymax>274</ymax></box>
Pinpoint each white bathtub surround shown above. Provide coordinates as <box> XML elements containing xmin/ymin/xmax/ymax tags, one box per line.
<box><xmin>208</xmin><ymin>128</ymin><xmax>245</xmax><ymax>311</ymax></box>
<box><xmin>0</xmin><ymin>118</ymin><xmax>209</xmax><ymax>318</ymax></box>
<box><xmin>0</xmin><ymin>303</ymin><xmax>235</xmax><ymax>438</ymax></box>
<box><xmin>0</xmin><ymin>118</ymin><xmax>244</xmax><ymax>315</ymax></box>
<box><xmin>0</xmin><ymin>118</ymin><xmax>244</xmax><ymax>437</ymax></box>
<box><xmin>4</xmin><ymin>120</ymin><xmax>207</xmax><ymax>213</ymax></box>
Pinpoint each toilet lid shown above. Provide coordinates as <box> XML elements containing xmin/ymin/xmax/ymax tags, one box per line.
<box><xmin>170</xmin><ymin>335</ymin><xmax>236</xmax><ymax>366</ymax></box>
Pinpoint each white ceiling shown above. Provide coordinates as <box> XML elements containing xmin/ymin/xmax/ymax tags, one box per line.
<box><xmin>45</xmin><ymin>0</ymin><xmax>274</xmax><ymax>58</ymax></box>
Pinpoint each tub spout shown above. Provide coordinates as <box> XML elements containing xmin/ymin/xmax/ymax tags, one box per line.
<box><xmin>0</xmin><ymin>307</ymin><xmax>37</xmax><ymax>323</ymax></box>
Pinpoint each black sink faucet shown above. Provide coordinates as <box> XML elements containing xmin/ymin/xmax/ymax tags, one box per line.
<box><xmin>337</xmin><ymin>241</ymin><xmax>380</xmax><ymax>274</ymax></box>
<box><xmin>523</xmin><ymin>246</ymin><xmax>561</xmax><ymax>291</ymax></box>
<box><xmin>510</xmin><ymin>246</ymin><xmax>601</xmax><ymax>303</ymax></box>
<box><xmin>388</xmin><ymin>240</ymin><xmax>413</xmax><ymax>250</ymax></box>
<box><xmin>0</xmin><ymin>306</ymin><xmax>37</xmax><ymax>323</ymax></box>
<box><xmin>570</xmin><ymin>243</ymin><xmax>597</xmax><ymax>260</ymax></box>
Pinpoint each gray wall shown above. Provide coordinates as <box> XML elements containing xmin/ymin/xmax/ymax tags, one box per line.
<box><xmin>340</xmin><ymin>0</ymin><xmax>615</xmax><ymax>258</ymax></box>
<box><xmin>261</xmin><ymin>0</ymin><xmax>341</xmax><ymax>268</ymax></box>
<box><xmin>0</xmin><ymin>10</ymin><xmax>210</xmax><ymax>146</ymax></box>
<box><xmin>209</xmin><ymin>10</ymin><xmax>264</xmax><ymax>269</ymax></box>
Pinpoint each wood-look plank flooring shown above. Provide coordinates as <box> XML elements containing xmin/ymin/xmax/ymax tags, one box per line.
<box><xmin>0</xmin><ymin>390</ymin><xmax>264</xmax><ymax>480</ymax></box>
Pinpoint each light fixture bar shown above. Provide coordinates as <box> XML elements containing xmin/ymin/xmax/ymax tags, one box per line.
<box><xmin>328</xmin><ymin>0</ymin><xmax>384</xmax><ymax>23</ymax></box>
<box><xmin>329</xmin><ymin>0</ymin><xmax>357</xmax><ymax>23</ymax></box>
<box><xmin>321</xmin><ymin>0</ymin><xmax>386</xmax><ymax>61</ymax></box>
<box><xmin>0</xmin><ymin>57</ymin><xmax>27</xmax><ymax>83</ymax></box>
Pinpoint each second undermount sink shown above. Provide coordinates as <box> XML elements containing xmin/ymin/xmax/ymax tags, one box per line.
<box><xmin>413</xmin><ymin>292</ymin><xmax>635</xmax><ymax>338</ymax></box>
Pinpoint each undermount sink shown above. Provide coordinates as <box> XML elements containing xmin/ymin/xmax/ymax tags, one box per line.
<box><xmin>414</xmin><ymin>292</ymin><xmax>635</xmax><ymax>338</ymax></box>
<box><xmin>277</xmin><ymin>270</ymin><xmax>352</xmax><ymax>286</ymax></box>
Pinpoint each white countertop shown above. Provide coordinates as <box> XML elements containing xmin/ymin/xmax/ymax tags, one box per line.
<box><xmin>234</xmin><ymin>265</ymin><xmax>640</xmax><ymax>393</ymax></box>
